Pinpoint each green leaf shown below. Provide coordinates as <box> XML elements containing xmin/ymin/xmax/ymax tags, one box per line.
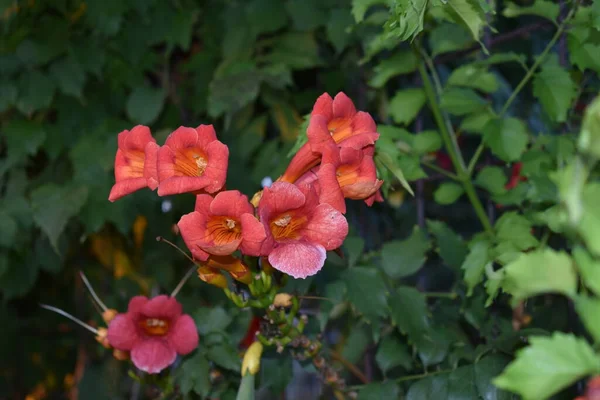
<box><xmin>460</xmin><ymin>107</ymin><xmax>496</xmax><ymax>134</ymax></box>
<box><xmin>344</xmin><ymin>267</ymin><xmax>389</xmax><ymax>320</ymax></box>
<box><xmin>286</xmin><ymin>0</ymin><xmax>327</xmax><ymax>31</ymax></box>
<box><xmin>209</xmin><ymin>62</ymin><xmax>262</xmax><ymax>117</ymax></box>
<box><xmin>389</xmin><ymin>88</ymin><xmax>427</xmax><ymax>125</ymax></box>
<box><xmin>194</xmin><ymin>307</ymin><xmax>233</xmax><ymax>335</ymax></box>
<box><xmin>494</xmin><ymin>212</ymin><xmax>539</xmax><ymax>264</ymax></box>
<box><xmin>385</xmin><ymin>0</ymin><xmax>428</xmax><ymax>42</ymax></box>
<box><xmin>49</xmin><ymin>56</ymin><xmax>86</xmax><ymax>99</ymax></box>
<box><xmin>429</xmin><ymin>23</ymin><xmax>474</xmax><ymax>57</ymax></box>
<box><xmin>434</xmin><ymin>182</ymin><xmax>464</xmax><ymax>205</ymax></box>
<box><xmin>447</xmin><ymin>64</ymin><xmax>499</xmax><ymax>93</ymax></box>
<box><xmin>413</xmin><ymin>130</ymin><xmax>442</xmax><ymax>155</ymax></box>
<box><xmin>236</xmin><ymin>373</ymin><xmax>255</xmax><ymax>400</ymax></box>
<box><xmin>207</xmin><ymin>341</ymin><xmax>241</xmax><ymax>372</ymax></box>
<box><xmin>533</xmin><ymin>56</ymin><xmax>577</xmax><ymax>123</ymax></box>
<box><xmin>579</xmin><ymin>96</ymin><xmax>600</xmax><ymax>159</ymax></box>
<box><xmin>576</xmin><ymin>295</ymin><xmax>600</xmax><ymax>344</ymax></box>
<box><xmin>358</xmin><ymin>381</ymin><xmax>400</xmax><ymax>400</ymax></box>
<box><xmin>440</xmin><ymin>88</ymin><xmax>487</xmax><ymax>115</ymax></box>
<box><xmin>376</xmin><ymin>335</ymin><xmax>413</xmax><ymax>373</ymax></box>
<box><xmin>494</xmin><ymin>332</ymin><xmax>600</xmax><ymax>400</ymax></box>
<box><xmin>573</xmin><ymin>247</ymin><xmax>600</xmax><ymax>297</ymax></box>
<box><xmin>445</xmin><ymin>0</ymin><xmax>487</xmax><ymax>42</ymax></box>
<box><xmin>369</xmin><ymin>50</ymin><xmax>417</xmax><ymax>88</ymax></box>
<box><xmin>407</xmin><ymin>375</ymin><xmax>449</xmax><ymax>399</ymax></box>
<box><xmin>580</xmin><ymin>183</ymin><xmax>600</xmax><ymax>257</ymax></box>
<box><xmin>0</xmin><ymin>212</ymin><xmax>17</xmax><ymax>248</ymax></box>
<box><xmin>327</xmin><ymin>8</ymin><xmax>355</xmax><ymax>53</ymax></box>
<box><xmin>381</xmin><ymin>226</ymin><xmax>430</xmax><ymax>278</ymax></box>
<box><xmin>352</xmin><ymin>0</ymin><xmax>390</xmax><ymax>22</ymax></box>
<box><xmin>374</xmin><ymin>152</ymin><xmax>415</xmax><ymax>195</ymax></box>
<box><xmin>475</xmin><ymin>166</ymin><xmax>507</xmax><ymax>195</ymax></box>
<box><xmin>426</xmin><ymin>220</ymin><xmax>468</xmax><ymax>269</ymax></box>
<box><xmin>177</xmin><ymin>353</ymin><xmax>211</xmax><ymax>396</ymax></box>
<box><xmin>344</xmin><ymin>236</ymin><xmax>365</xmax><ymax>267</ymax></box>
<box><xmin>30</xmin><ymin>184</ymin><xmax>89</xmax><ymax>253</ymax></box>
<box><xmin>0</xmin><ymin>81</ymin><xmax>18</xmax><ymax>112</ymax></box>
<box><xmin>16</xmin><ymin>70</ymin><xmax>56</xmax><ymax>114</ymax></box>
<box><xmin>503</xmin><ymin>249</ymin><xmax>577</xmax><ymax>303</ymax></box>
<box><xmin>126</xmin><ymin>86</ymin><xmax>165</xmax><ymax>125</ymax></box>
<box><xmin>461</xmin><ymin>239</ymin><xmax>492</xmax><ymax>296</ymax></box>
<box><xmin>4</xmin><ymin>119</ymin><xmax>47</xmax><ymax>158</ymax></box>
<box><xmin>503</xmin><ymin>0</ymin><xmax>560</xmax><ymax>22</ymax></box>
<box><xmin>568</xmin><ymin>32</ymin><xmax>600</xmax><ymax>73</ymax></box>
<box><xmin>389</xmin><ymin>286</ymin><xmax>430</xmax><ymax>341</ymax></box>
<box><xmin>246</xmin><ymin>0</ymin><xmax>287</xmax><ymax>35</ymax></box>
<box><xmin>262</xmin><ymin>32</ymin><xmax>322</xmax><ymax>70</ymax></box>
<box><xmin>483</xmin><ymin>117</ymin><xmax>529</xmax><ymax>162</ymax></box>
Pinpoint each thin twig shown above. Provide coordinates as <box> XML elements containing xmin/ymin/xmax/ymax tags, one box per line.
<box><xmin>79</xmin><ymin>271</ymin><xmax>108</xmax><ymax>312</ymax></box>
<box><xmin>330</xmin><ymin>351</ymin><xmax>370</xmax><ymax>384</ymax></box>
<box><xmin>171</xmin><ymin>266</ymin><xmax>197</xmax><ymax>298</ymax></box>
<box><xmin>40</xmin><ymin>304</ymin><xmax>99</xmax><ymax>335</ymax></box>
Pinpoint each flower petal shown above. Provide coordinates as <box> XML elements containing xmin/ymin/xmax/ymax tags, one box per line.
<box><xmin>142</xmin><ymin>295</ymin><xmax>182</xmax><ymax>319</ymax></box>
<box><xmin>131</xmin><ymin>338</ymin><xmax>177</xmax><ymax>374</ymax></box>
<box><xmin>278</xmin><ymin>144</ymin><xmax>320</xmax><ymax>183</ymax></box>
<box><xmin>127</xmin><ymin>296</ymin><xmax>149</xmax><ymax>314</ymax></box>
<box><xmin>107</xmin><ymin>314</ymin><xmax>139</xmax><ymax>351</ymax></box>
<box><xmin>124</xmin><ymin>125</ymin><xmax>155</xmax><ymax>150</ymax></box>
<box><xmin>194</xmin><ymin>194</ymin><xmax>213</xmax><ymax>215</ymax></box>
<box><xmin>268</xmin><ymin>242</ymin><xmax>326</xmax><ymax>279</ymax></box>
<box><xmin>304</xmin><ymin>203</ymin><xmax>348</xmax><ymax>250</ymax></box>
<box><xmin>169</xmin><ymin>314</ymin><xmax>199</xmax><ymax>355</ymax></box>
<box><xmin>177</xmin><ymin>211</ymin><xmax>211</xmax><ymax>261</ymax></box>
<box><xmin>195</xmin><ymin>124</ymin><xmax>218</xmax><ymax>149</ymax></box>
<box><xmin>158</xmin><ymin>175</ymin><xmax>214</xmax><ymax>196</ymax></box>
<box><xmin>365</xmin><ymin>190</ymin><xmax>384</xmax><ymax>206</ymax></box>
<box><xmin>210</xmin><ymin>190</ymin><xmax>253</xmax><ymax>217</ymax></box>
<box><xmin>351</xmin><ymin>111</ymin><xmax>377</xmax><ymax>135</ymax></box>
<box><xmin>316</xmin><ymin>163</ymin><xmax>346</xmax><ymax>214</ymax></box>
<box><xmin>311</xmin><ymin>93</ymin><xmax>333</xmax><ymax>121</ymax></box>
<box><xmin>144</xmin><ymin>142</ymin><xmax>160</xmax><ymax>191</ymax></box>
<box><xmin>259</xmin><ymin>182</ymin><xmax>306</xmax><ymax>218</ymax></box>
<box><xmin>202</xmin><ymin>140</ymin><xmax>229</xmax><ymax>193</ymax></box>
<box><xmin>164</xmin><ymin>126</ymin><xmax>198</xmax><ymax>150</ymax></box>
<box><xmin>332</xmin><ymin>92</ymin><xmax>356</xmax><ymax>119</ymax></box>
<box><xmin>240</xmin><ymin>213</ymin><xmax>267</xmax><ymax>256</ymax></box>
<box><xmin>108</xmin><ymin>178</ymin><xmax>148</xmax><ymax>202</ymax></box>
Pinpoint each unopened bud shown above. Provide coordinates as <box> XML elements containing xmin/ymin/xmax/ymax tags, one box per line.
<box><xmin>198</xmin><ymin>266</ymin><xmax>227</xmax><ymax>289</ymax></box>
<box><xmin>113</xmin><ymin>349</ymin><xmax>129</xmax><ymax>361</ymax></box>
<box><xmin>241</xmin><ymin>341</ymin><xmax>264</xmax><ymax>376</ymax></box>
<box><xmin>102</xmin><ymin>309</ymin><xmax>118</xmax><ymax>324</ymax></box>
<box><xmin>95</xmin><ymin>327</ymin><xmax>110</xmax><ymax>349</ymax></box>
<box><xmin>250</xmin><ymin>190</ymin><xmax>263</xmax><ymax>207</ymax></box>
<box><xmin>273</xmin><ymin>293</ymin><xmax>293</xmax><ymax>308</ymax></box>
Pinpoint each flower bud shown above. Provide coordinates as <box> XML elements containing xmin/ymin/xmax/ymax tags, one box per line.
<box><xmin>241</xmin><ymin>341</ymin><xmax>264</xmax><ymax>376</ymax></box>
<box><xmin>113</xmin><ymin>349</ymin><xmax>130</xmax><ymax>361</ymax></box>
<box><xmin>197</xmin><ymin>266</ymin><xmax>228</xmax><ymax>289</ymax></box>
<box><xmin>273</xmin><ymin>293</ymin><xmax>293</xmax><ymax>308</ymax></box>
<box><xmin>102</xmin><ymin>309</ymin><xmax>118</xmax><ymax>324</ymax></box>
<box><xmin>95</xmin><ymin>327</ymin><xmax>110</xmax><ymax>349</ymax></box>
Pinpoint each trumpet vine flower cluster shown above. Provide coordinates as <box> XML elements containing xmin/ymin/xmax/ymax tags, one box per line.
<box><xmin>109</xmin><ymin>92</ymin><xmax>383</xmax><ymax>279</ymax></box>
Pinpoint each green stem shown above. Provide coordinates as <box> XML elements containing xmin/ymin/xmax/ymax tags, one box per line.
<box><xmin>421</xmin><ymin>160</ymin><xmax>460</xmax><ymax>181</ymax></box>
<box><xmin>422</xmin><ymin>291</ymin><xmax>458</xmax><ymax>299</ymax></box>
<box><xmin>467</xmin><ymin>5</ymin><xmax>578</xmax><ymax>170</ymax></box>
<box><xmin>417</xmin><ymin>59</ymin><xmax>494</xmax><ymax>236</ymax></box>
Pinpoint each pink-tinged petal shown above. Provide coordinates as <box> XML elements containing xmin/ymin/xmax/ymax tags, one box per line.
<box><xmin>295</xmin><ymin>168</ymin><xmax>319</xmax><ymax>186</ymax></box>
<box><xmin>260</xmin><ymin>182</ymin><xmax>306</xmax><ymax>217</ymax></box>
<box><xmin>338</xmin><ymin>132</ymin><xmax>379</xmax><ymax>151</ymax></box>
<box><xmin>296</xmin><ymin>182</ymin><xmax>320</xmax><ymax>211</ymax></box>
<box><xmin>203</xmin><ymin>140</ymin><xmax>229</xmax><ymax>193</ymax></box>
<box><xmin>202</xmin><ymin>237</ymin><xmax>242</xmax><ymax>256</ymax></box>
<box><xmin>316</xmin><ymin>164</ymin><xmax>346</xmax><ymax>214</ymax></box>
<box><xmin>307</xmin><ymin>115</ymin><xmax>333</xmax><ymax>148</ymax></box>
<box><xmin>144</xmin><ymin>142</ymin><xmax>160</xmax><ymax>191</ymax></box>
<box><xmin>351</xmin><ymin>111</ymin><xmax>377</xmax><ymax>135</ymax></box>
<box><xmin>332</xmin><ymin>92</ymin><xmax>356</xmax><ymax>119</ymax></box>
<box><xmin>157</xmin><ymin>145</ymin><xmax>177</xmax><ymax>182</ymax></box>
<box><xmin>128</xmin><ymin>296</ymin><xmax>149</xmax><ymax>314</ymax></box>
<box><xmin>131</xmin><ymin>338</ymin><xmax>177</xmax><ymax>374</ymax></box>
<box><xmin>158</xmin><ymin>176</ymin><xmax>213</xmax><ymax>196</ymax></box>
<box><xmin>365</xmin><ymin>190</ymin><xmax>384</xmax><ymax>206</ymax></box>
<box><xmin>107</xmin><ymin>314</ymin><xmax>139</xmax><ymax>351</ymax></box>
<box><xmin>210</xmin><ymin>190</ymin><xmax>253</xmax><ymax>217</ymax></box>
<box><xmin>108</xmin><ymin>178</ymin><xmax>148</xmax><ymax>202</ymax></box>
<box><xmin>142</xmin><ymin>295</ymin><xmax>182</xmax><ymax>319</ymax></box>
<box><xmin>164</xmin><ymin>126</ymin><xmax>198</xmax><ymax>150</ymax></box>
<box><xmin>194</xmin><ymin>194</ymin><xmax>214</xmax><ymax>215</ymax></box>
<box><xmin>304</xmin><ymin>204</ymin><xmax>349</xmax><ymax>250</ymax></box>
<box><xmin>195</xmin><ymin>124</ymin><xmax>218</xmax><ymax>149</ymax></box>
<box><xmin>343</xmin><ymin>179</ymin><xmax>383</xmax><ymax>200</ymax></box>
<box><xmin>240</xmin><ymin>213</ymin><xmax>266</xmax><ymax>256</ymax></box>
<box><xmin>268</xmin><ymin>242</ymin><xmax>326</xmax><ymax>279</ymax></box>
<box><xmin>339</xmin><ymin>147</ymin><xmax>362</xmax><ymax>165</ymax></box>
<box><xmin>124</xmin><ymin>125</ymin><xmax>155</xmax><ymax>150</ymax></box>
<box><xmin>169</xmin><ymin>315</ymin><xmax>199</xmax><ymax>355</ymax></box>
<box><xmin>279</xmin><ymin>144</ymin><xmax>320</xmax><ymax>183</ymax></box>
<box><xmin>177</xmin><ymin>211</ymin><xmax>211</xmax><ymax>261</ymax></box>
<box><xmin>311</xmin><ymin>93</ymin><xmax>333</xmax><ymax>121</ymax></box>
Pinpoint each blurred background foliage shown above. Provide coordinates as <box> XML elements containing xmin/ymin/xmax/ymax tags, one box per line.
<box><xmin>1</xmin><ymin>0</ymin><xmax>599</xmax><ymax>399</ymax></box>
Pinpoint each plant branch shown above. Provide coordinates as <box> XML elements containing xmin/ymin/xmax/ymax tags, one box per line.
<box><xmin>468</xmin><ymin>5</ymin><xmax>579</xmax><ymax>170</ymax></box>
<box><xmin>330</xmin><ymin>351</ymin><xmax>370</xmax><ymax>384</ymax></box>
<box><xmin>421</xmin><ymin>160</ymin><xmax>460</xmax><ymax>181</ymax></box>
<box><xmin>416</xmin><ymin>52</ymin><xmax>494</xmax><ymax>236</ymax></box>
